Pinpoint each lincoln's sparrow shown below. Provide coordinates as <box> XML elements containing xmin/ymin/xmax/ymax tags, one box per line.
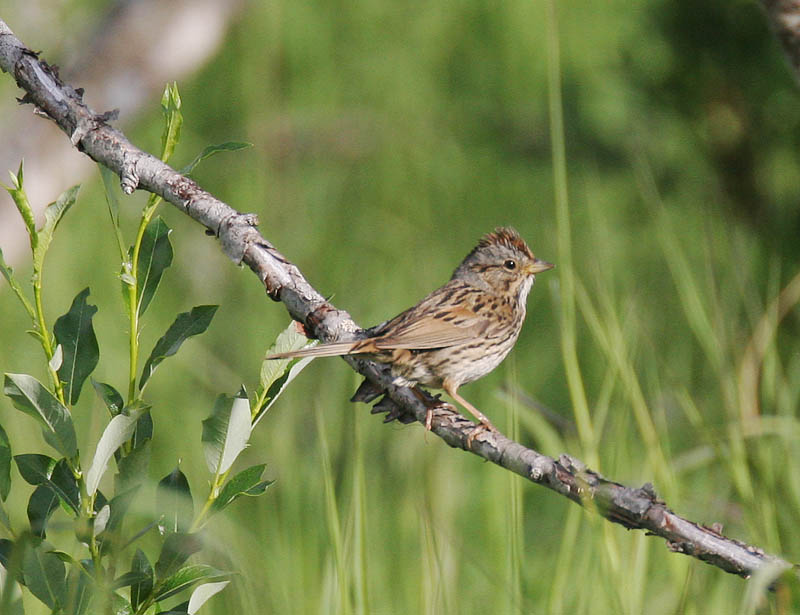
<box><xmin>268</xmin><ymin>227</ymin><xmax>553</xmax><ymax>442</ymax></box>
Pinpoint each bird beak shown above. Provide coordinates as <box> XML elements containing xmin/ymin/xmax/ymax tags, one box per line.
<box><xmin>528</xmin><ymin>258</ymin><xmax>555</xmax><ymax>274</ymax></box>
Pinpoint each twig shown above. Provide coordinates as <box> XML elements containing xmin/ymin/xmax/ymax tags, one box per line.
<box><xmin>0</xmin><ymin>18</ymin><xmax>793</xmax><ymax>580</ymax></box>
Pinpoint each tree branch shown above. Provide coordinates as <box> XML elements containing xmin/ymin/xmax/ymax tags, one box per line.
<box><xmin>0</xmin><ymin>18</ymin><xmax>792</xmax><ymax>581</ymax></box>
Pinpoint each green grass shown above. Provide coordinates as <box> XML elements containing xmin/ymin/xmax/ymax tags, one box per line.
<box><xmin>2</xmin><ymin>0</ymin><xmax>800</xmax><ymax>613</ymax></box>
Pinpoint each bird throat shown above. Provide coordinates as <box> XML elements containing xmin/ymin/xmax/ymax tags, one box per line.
<box><xmin>516</xmin><ymin>276</ymin><xmax>535</xmax><ymax>308</ymax></box>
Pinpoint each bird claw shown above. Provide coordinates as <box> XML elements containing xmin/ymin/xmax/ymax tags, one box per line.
<box><xmin>424</xmin><ymin>400</ymin><xmax>458</xmax><ymax>431</ymax></box>
<box><xmin>415</xmin><ymin>391</ymin><xmax>495</xmax><ymax>450</ymax></box>
<box><xmin>465</xmin><ymin>421</ymin><xmax>497</xmax><ymax>449</ymax></box>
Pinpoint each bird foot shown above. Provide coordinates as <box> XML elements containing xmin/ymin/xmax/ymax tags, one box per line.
<box><xmin>411</xmin><ymin>388</ymin><xmax>455</xmax><ymax>430</ymax></box>
<box><xmin>424</xmin><ymin>399</ymin><xmax>456</xmax><ymax>430</ymax></box>
<box><xmin>466</xmin><ymin>420</ymin><xmax>497</xmax><ymax>449</ymax></box>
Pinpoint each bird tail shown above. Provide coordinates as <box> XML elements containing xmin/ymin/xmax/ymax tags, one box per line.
<box><xmin>266</xmin><ymin>340</ymin><xmax>363</xmax><ymax>360</ymax></box>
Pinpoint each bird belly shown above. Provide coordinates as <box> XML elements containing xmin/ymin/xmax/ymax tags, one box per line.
<box><xmin>389</xmin><ymin>335</ymin><xmax>517</xmax><ymax>390</ymax></box>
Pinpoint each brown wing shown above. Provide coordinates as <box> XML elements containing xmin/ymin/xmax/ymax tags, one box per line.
<box><xmin>370</xmin><ymin>304</ymin><xmax>487</xmax><ymax>350</ymax></box>
<box><xmin>268</xmin><ymin>281</ymin><xmax>490</xmax><ymax>358</ymax></box>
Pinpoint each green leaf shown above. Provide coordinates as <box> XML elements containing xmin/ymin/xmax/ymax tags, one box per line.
<box><xmin>119</xmin><ymin>261</ymin><xmax>134</xmax><ymax>315</ymax></box>
<box><xmin>139</xmin><ymin>305</ymin><xmax>218</xmax><ymax>391</ymax></box>
<box><xmin>66</xmin><ymin>561</ymin><xmax>94</xmax><ymax>615</ymax></box>
<box><xmin>91</xmin><ymin>380</ymin><xmax>124</xmax><ymax>416</ymax></box>
<box><xmin>49</xmin><ymin>344</ymin><xmax>63</xmax><ymax>372</ymax></box>
<box><xmin>42</xmin><ymin>428</ymin><xmax>74</xmax><ymax>463</ymax></box>
<box><xmin>115</xmin><ymin>441</ymin><xmax>151</xmax><ymax>494</ymax></box>
<box><xmin>111</xmin><ymin>570</ymin><xmax>151</xmax><ymax>590</ymax></box>
<box><xmin>21</xmin><ymin>539</ymin><xmax>66</xmax><ymax>609</ymax></box>
<box><xmin>137</xmin><ymin>217</ymin><xmax>173</xmax><ymax>317</ymax></box>
<box><xmin>210</xmin><ymin>464</ymin><xmax>272</xmax><ymax>517</ymax></box>
<box><xmin>0</xmin><ymin>246</ymin><xmax>35</xmax><ymax>319</ymax></box>
<box><xmin>94</xmin><ymin>504</ymin><xmax>110</xmax><ymax>536</ymax></box>
<box><xmin>16</xmin><ymin>456</ymin><xmax>79</xmax><ymax>517</ymax></box>
<box><xmin>14</xmin><ymin>454</ymin><xmax>56</xmax><ymax>485</ymax></box>
<box><xmin>179</xmin><ymin>141</ymin><xmax>253</xmax><ymax>175</ymax></box>
<box><xmin>110</xmin><ymin>591</ymin><xmax>134</xmax><ymax>615</ymax></box>
<box><xmin>0</xmin><ymin>539</ymin><xmax>24</xmax><ymax>613</ymax></box>
<box><xmin>14</xmin><ymin>456</ymin><xmax>80</xmax><ymax>515</ymax></box>
<box><xmin>130</xmin><ymin>549</ymin><xmax>154</xmax><ymax>611</ymax></box>
<box><xmin>107</xmin><ymin>487</ymin><xmax>139</xmax><ymax>535</ymax></box>
<box><xmin>157</xmin><ymin>466</ymin><xmax>193</xmax><ymax>534</ymax></box>
<box><xmin>0</xmin><ymin>590</ymin><xmax>23</xmax><ymax>615</ymax></box>
<box><xmin>99</xmin><ymin>487</ymin><xmax>141</xmax><ymax>555</ymax></box>
<box><xmin>99</xmin><ymin>164</ymin><xmax>127</xmax><ymax>260</ymax></box>
<box><xmin>104</xmin><ymin>402</ymin><xmax>152</xmax><ymax>477</ymax></box>
<box><xmin>32</xmin><ymin>185</ymin><xmax>80</xmax><ymax>275</ymax></box>
<box><xmin>0</xmin><ymin>538</ymin><xmax>16</xmax><ymax>577</ymax></box>
<box><xmin>12</xmin><ymin>159</ymin><xmax>23</xmax><ymax>189</ymax></box>
<box><xmin>27</xmin><ymin>484</ymin><xmax>59</xmax><ymax>537</ymax></box>
<box><xmin>54</xmin><ymin>287</ymin><xmax>99</xmax><ymax>405</ymax></box>
<box><xmin>254</xmin><ymin>322</ymin><xmax>318</xmax><ymax>425</ymax></box>
<box><xmin>154</xmin><ymin>564</ymin><xmax>228</xmax><ymax>602</ymax></box>
<box><xmin>159</xmin><ymin>601</ymin><xmax>190</xmax><ymax>614</ymax></box>
<box><xmin>93</xmin><ymin>490</ymin><xmax>109</xmax><ymax>512</ymax></box>
<box><xmin>0</xmin><ymin>423</ymin><xmax>11</xmax><ymax>500</ymax></box>
<box><xmin>45</xmin><ymin>550</ymin><xmax>75</xmax><ymax>564</ymax></box>
<box><xmin>131</xmin><ymin>406</ymin><xmax>153</xmax><ymax>448</ymax></box>
<box><xmin>86</xmin><ymin>407</ymin><xmax>145</xmax><ymax>496</ymax></box>
<box><xmin>188</xmin><ymin>580</ymin><xmax>229</xmax><ymax>614</ymax></box>
<box><xmin>255</xmin><ymin>356</ymin><xmax>316</xmax><ymax>428</ymax></box>
<box><xmin>258</xmin><ymin>322</ymin><xmax>315</xmax><ymax>393</ymax></box>
<box><xmin>99</xmin><ymin>164</ymin><xmax>120</xmax><ymax>226</ymax></box>
<box><xmin>3</xmin><ymin>160</ymin><xmax>36</xmax><ymax>239</ymax></box>
<box><xmin>3</xmin><ymin>373</ymin><xmax>77</xmax><ymax>458</ymax></box>
<box><xmin>50</xmin><ymin>459</ymin><xmax>81</xmax><ymax>514</ymax></box>
<box><xmin>201</xmin><ymin>394</ymin><xmax>251</xmax><ymax>475</ymax></box>
<box><xmin>0</xmin><ymin>499</ymin><xmax>10</xmax><ymax>531</ymax></box>
<box><xmin>154</xmin><ymin>533</ymin><xmax>203</xmax><ymax>582</ymax></box>
<box><xmin>160</xmin><ymin>82</ymin><xmax>183</xmax><ymax>163</ymax></box>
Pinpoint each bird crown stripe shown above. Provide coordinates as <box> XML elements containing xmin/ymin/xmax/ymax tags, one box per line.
<box><xmin>475</xmin><ymin>227</ymin><xmax>534</xmax><ymax>259</ymax></box>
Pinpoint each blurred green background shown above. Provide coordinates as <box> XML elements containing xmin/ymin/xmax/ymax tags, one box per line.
<box><xmin>2</xmin><ymin>0</ymin><xmax>800</xmax><ymax>612</ymax></box>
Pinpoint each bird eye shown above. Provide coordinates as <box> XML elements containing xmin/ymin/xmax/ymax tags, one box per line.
<box><xmin>503</xmin><ymin>259</ymin><xmax>516</xmax><ymax>270</ymax></box>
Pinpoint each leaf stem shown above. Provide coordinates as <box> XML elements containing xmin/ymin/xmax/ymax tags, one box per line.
<box><xmin>32</xmin><ymin>269</ymin><xmax>65</xmax><ymax>404</ymax></box>
<box><xmin>190</xmin><ymin>467</ymin><xmax>230</xmax><ymax>533</ymax></box>
<box><xmin>126</xmin><ymin>196</ymin><xmax>162</xmax><ymax>402</ymax></box>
